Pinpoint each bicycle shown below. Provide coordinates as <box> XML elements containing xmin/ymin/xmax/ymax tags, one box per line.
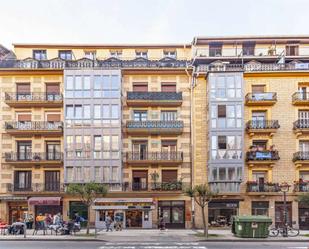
<box><xmin>269</xmin><ymin>225</ymin><xmax>300</xmax><ymax>237</ymax></box>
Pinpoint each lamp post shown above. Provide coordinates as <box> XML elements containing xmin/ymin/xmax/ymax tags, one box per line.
<box><xmin>280</xmin><ymin>182</ymin><xmax>290</xmax><ymax>237</ymax></box>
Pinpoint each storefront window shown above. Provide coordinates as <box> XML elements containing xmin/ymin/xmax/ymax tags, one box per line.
<box><xmin>158</xmin><ymin>201</ymin><xmax>185</xmax><ymax>228</ymax></box>
<box><xmin>252</xmin><ymin>201</ymin><xmax>269</xmax><ymax>216</ymax></box>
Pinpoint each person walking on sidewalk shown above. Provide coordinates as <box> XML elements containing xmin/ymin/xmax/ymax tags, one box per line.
<box><xmin>159</xmin><ymin>214</ymin><xmax>166</xmax><ymax>230</ymax></box>
<box><xmin>105</xmin><ymin>215</ymin><xmax>113</xmax><ymax>232</ymax></box>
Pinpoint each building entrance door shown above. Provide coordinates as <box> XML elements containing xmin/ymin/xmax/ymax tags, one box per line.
<box><xmin>126</xmin><ymin>210</ymin><xmax>142</xmax><ymax>228</ymax></box>
<box><xmin>275</xmin><ymin>202</ymin><xmax>292</xmax><ymax>227</ymax></box>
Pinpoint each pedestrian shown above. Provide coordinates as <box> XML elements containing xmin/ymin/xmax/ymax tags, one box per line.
<box><xmin>105</xmin><ymin>215</ymin><xmax>113</xmax><ymax>232</ymax></box>
<box><xmin>44</xmin><ymin>213</ymin><xmax>52</xmax><ymax>227</ymax></box>
<box><xmin>53</xmin><ymin>212</ymin><xmax>61</xmax><ymax>226</ymax></box>
<box><xmin>159</xmin><ymin>214</ymin><xmax>165</xmax><ymax>230</ymax></box>
<box><xmin>36</xmin><ymin>213</ymin><xmax>45</xmax><ymax>229</ymax></box>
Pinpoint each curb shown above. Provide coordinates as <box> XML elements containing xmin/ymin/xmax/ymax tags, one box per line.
<box><xmin>199</xmin><ymin>239</ymin><xmax>309</xmax><ymax>242</ymax></box>
<box><xmin>0</xmin><ymin>238</ymin><xmax>105</xmax><ymax>242</ymax></box>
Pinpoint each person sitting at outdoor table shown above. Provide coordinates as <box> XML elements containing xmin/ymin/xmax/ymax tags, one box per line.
<box><xmin>8</xmin><ymin>219</ymin><xmax>25</xmax><ymax>235</ymax></box>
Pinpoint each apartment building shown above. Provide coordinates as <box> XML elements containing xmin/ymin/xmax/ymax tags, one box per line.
<box><xmin>192</xmin><ymin>36</ymin><xmax>309</xmax><ymax>229</ymax></box>
<box><xmin>0</xmin><ymin>43</ymin><xmax>193</xmax><ymax>228</ymax></box>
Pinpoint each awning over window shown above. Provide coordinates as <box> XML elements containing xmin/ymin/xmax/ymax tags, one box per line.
<box><xmin>28</xmin><ymin>197</ymin><xmax>61</xmax><ymax>206</ymax></box>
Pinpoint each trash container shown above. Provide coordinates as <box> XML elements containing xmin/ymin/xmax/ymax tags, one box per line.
<box><xmin>233</xmin><ymin>216</ymin><xmax>272</xmax><ymax>238</ymax></box>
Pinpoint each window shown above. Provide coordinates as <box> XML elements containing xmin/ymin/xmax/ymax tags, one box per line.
<box><xmin>66</xmin><ymin>136</ymin><xmax>73</xmax><ymax>149</ymax></box>
<box><xmin>252</xmin><ymin>85</ymin><xmax>265</xmax><ymax>93</ymax></box>
<box><xmin>111</xmin><ymin>136</ymin><xmax>119</xmax><ymax>159</ymax></box>
<box><xmin>103</xmin><ymin>167</ymin><xmax>110</xmax><ymax>182</ymax></box>
<box><xmin>286</xmin><ymin>44</ymin><xmax>299</xmax><ymax>56</ymax></box>
<box><xmin>94</xmin><ymin>167</ymin><xmax>101</xmax><ymax>182</ymax></box>
<box><xmin>133</xmin><ymin>83</ymin><xmax>148</xmax><ymax>92</ymax></box>
<box><xmin>16</xmin><ymin>83</ymin><xmax>31</xmax><ymax>100</ymax></box>
<box><xmin>66</xmin><ymin>105</ymin><xmax>74</xmax><ymax>119</ymax></box>
<box><xmin>45</xmin><ymin>171</ymin><xmax>60</xmax><ymax>191</ymax></box>
<box><xmin>83</xmin><ymin>105</ymin><xmax>91</xmax><ymax>119</ymax></box>
<box><xmin>66</xmin><ymin>167</ymin><xmax>73</xmax><ymax>182</ymax></box>
<box><xmin>103</xmin><ymin>135</ymin><xmax>110</xmax><ymax>159</ymax></box>
<box><xmin>210</xmin><ymin>75</ymin><xmax>242</xmax><ymax>99</ymax></box>
<box><xmin>83</xmin><ymin>76</ymin><xmax>91</xmax><ymax>98</ymax></box>
<box><xmin>211</xmin><ymin>135</ymin><xmax>242</xmax><ymax>160</ymax></box>
<box><xmin>17</xmin><ymin>141</ymin><xmax>32</xmax><ymax>160</ymax></box>
<box><xmin>84</xmin><ymin>167</ymin><xmax>91</xmax><ymax>182</ymax></box>
<box><xmin>242</xmin><ymin>42</ymin><xmax>255</xmax><ymax>56</ymax></box>
<box><xmin>94</xmin><ymin>75</ymin><xmax>102</xmax><ymax>97</ymax></box>
<box><xmin>218</xmin><ymin>105</ymin><xmax>226</xmax><ymax>118</ymax></box>
<box><xmin>66</xmin><ymin>76</ymin><xmax>74</xmax><ymax>98</ymax></box>
<box><xmin>161</xmin><ymin>82</ymin><xmax>176</xmax><ymax>92</ymax></box>
<box><xmin>162</xmin><ymin>170</ymin><xmax>177</xmax><ymax>183</ymax></box>
<box><xmin>136</xmin><ymin>50</ymin><xmax>148</xmax><ymax>59</ymax></box>
<box><xmin>252</xmin><ymin>111</ymin><xmax>266</xmax><ymax>128</ymax></box>
<box><xmin>94</xmin><ymin>105</ymin><xmax>101</xmax><ymax>119</ymax></box>
<box><xmin>134</xmin><ymin>111</ymin><xmax>147</xmax><ymax>121</ymax></box>
<box><xmin>161</xmin><ymin>111</ymin><xmax>177</xmax><ymax>121</ymax></box>
<box><xmin>218</xmin><ymin>136</ymin><xmax>226</xmax><ymax>149</ymax></box>
<box><xmin>46</xmin><ymin>142</ymin><xmax>61</xmax><ymax>160</ymax></box>
<box><xmin>75</xmin><ymin>167</ymin><xmax>82</xmax><ymax>182</ymax></box>
<box><xmin>163</xmin><ymin>50</ymin><xmax>176</xmax><ymax>59</ymax></box>
<box><xmin>299</xmin><ymin>140</ymin><xmax>309</xmax><ymax>152</ymax></box>
<box><xmin>14</xmin><ymin>171</ymin><xmax>32</xmax><ymax>190</ymax></box>
<box><xmin>209</xmin><ymin>43</ymin><xmax>222</xmax><ymax>57</ymax></box>
<box><xmin>111</xmin><ymin>105</ymin><xmax>118</xmax><ymax>119</ymax></box>
<box><xmin>110</xmin><ymin>50</ymin><xmax>122</xmax><ymax>58</ymax></box>
<box><xmin>252</xmin><ymin>140</ymin><xmax>267</xmax><ymax>150</ymax></box>
<box><xmin>75</xmin><ymin>105</ymin><xmax>82</xmax><ymax>119</ymax></box>
<box><xmin>59</xmin><ymin>50</ymin><xmax>72</xmax><ymax>60</ymax></box>
<box><xmin>102</xmin><ymin>75</ymin><xmax>119</xmax><ymax>98</ymax></box>
<box><xmin>252</xmin><ymin>201</ymin><xmax>269</xmax><ymax>216</ymax></box>
<box><xmin>111</xmin><ymin>167</ymin><xmax>119</xmax><ymax>182</ymax></box>
<box><xmin>94</xmin><ymin>136</ymin><xmax>102</xmax><ymax>159</ymax></box>
<box><xmin>33</xmin><ymin>50</ymin><xmax>47</xmax><ymax>60</ymax></box>
<box><xmin>84</xmin><ymin>51</ymin><xmax>96</xmax><ymax>60</ymax></box>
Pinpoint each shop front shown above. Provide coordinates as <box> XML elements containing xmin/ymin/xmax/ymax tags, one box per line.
<box><xmin>93</xmin><ymin>198</ymin><xmax>154</xmax><ymax>229</ymax></box>
<box><xmin>28</xmin><ymin>197</ymin><xmax>62</xmax><ymax>218</ymax></box>
<box><xmin>0</xmin><ymin>196</ymin><xmax>29</xmax><ymax>223</ymax></box>
<box><xmin>208</xmin><ymin>200</ymin><xmax>239</xmax><ymax>226</ymax></box>
<box><xmin>299</xmin><ymin>202</ymin><xmax>309</xmax><ymax>230</ymax></box>
<box><xmin>158</xmin><ymin>200</ymin><xmax>185</xmax><ymax>229</ymax></box>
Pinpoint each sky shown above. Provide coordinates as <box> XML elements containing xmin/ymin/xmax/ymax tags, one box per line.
<box><xmin>1</xmin><ymin>0</ymin><xmax>309</xmax><ymax>49</ymax></box>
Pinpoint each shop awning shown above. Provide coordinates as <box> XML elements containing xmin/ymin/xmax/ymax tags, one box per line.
<box><xmin>28</xmin><ymin>197</ymin><xmax>61</xmax><ymax>206</ymax></box>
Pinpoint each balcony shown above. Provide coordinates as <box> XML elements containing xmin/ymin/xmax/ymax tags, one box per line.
<box><xmin>5</xmin><ymin>121</ymin><xmax>63</xmax><ymax>136</ymax></box>
<box><xmin>125</xmin><ymin>120</ymin><xmax>184</xmax><ymax>135</ymax></box>
<box><xmin>246</xmin><ymin>120</ymin><xmax>280</xmax><ymax>137</ymax></box>
<box><xmin>122</xmin><ymin>181</ymin><xmax>184</xmax><ymax>192</ymax></box>
<box><xmin>246</xmin><ymin>182</ymin><xmax>281</xmax><ymax>193</ymax></box>
<box><xmin>4</xmin><ymin>152</ymin><xmax>63</xmax><ymax>166</ymax></box>
<box><xmin>125</xmin><ymin>152</ymin><xmax>183</xmax><ymax>166</ymax></box>
<box><xmin>293</xmin><ymin>151</ymin><xmax>309</xmax><ymax>167</ymax></box>
<box><xmin>6</xmin><ymin>183</ymin><xmax>64</xmax><ymax>193</ymax></box>
<box><xmin>292</xmin><ymin>92</ymin><xmax>309</xmax><ymax>105</ymax></box>
<box><xmin>294</xmin><ymin>182</ymin><xmax>309</xmax><ymax>192</ymax></box>
<box><xmin>126</xmin><ymin>92</ymin><xmax>183</xmax><ymax>107</ymax></box>
<box><xmin>4</xmin><ymin>92</ymin><xmax>63</xmax><ymax>107</ymax></box>
<box><xmin>293</xmin><ymin>120</ymin><xmax>309</xmax><ymax>137</ymax></box>
<box><xmin>246</xmin><ymin>150</ymin><xmax>280</xmax><ymax>167</ymax></box>
<box><xmin>245</xmin><ymin>93</ymin><xmax>277</xmax><ymax>106</ymax></box>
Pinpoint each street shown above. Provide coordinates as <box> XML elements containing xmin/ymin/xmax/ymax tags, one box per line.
<box><xmin>0</xmin><ymin>241</ymin><xmax>308</xmax><ymax>249</ymax></box>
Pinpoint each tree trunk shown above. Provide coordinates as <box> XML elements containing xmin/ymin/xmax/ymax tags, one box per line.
<box><xmin>201</xmin><ymin>206</ymin><xmax>208</xmax><ymax>238</ymax></box>
<box><xmin>86</xmin><ymin>205</ymin><xmax>91</xmax><ymax>235</ymax></box>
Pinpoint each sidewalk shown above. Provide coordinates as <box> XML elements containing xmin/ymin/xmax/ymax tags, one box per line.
<box><xmin>0</xmin><ymin>229</ymin><xmax>308</xmax><ymax>242</ymax></box>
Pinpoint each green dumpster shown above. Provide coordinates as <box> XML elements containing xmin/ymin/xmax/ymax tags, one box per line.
<box><xmin>233</xmin><ymin>216</ymin><xmax>272</xmax><ymax>238</ymax></box>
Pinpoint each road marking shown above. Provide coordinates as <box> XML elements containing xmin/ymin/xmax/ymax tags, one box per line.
<box><xmin>99</xmin><ymin>247</ymin><xmax>207</xmax><ymax>249</ymax></box>
<box><xmin>287</xmin><ymin>247</ymin><xmax>309</xmax><ymax>249</ymax></box>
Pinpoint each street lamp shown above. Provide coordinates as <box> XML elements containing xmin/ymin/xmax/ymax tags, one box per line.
<box><xmin>280</xmin><ymin>182</ymin><xmax>290</xmax><ymax>237</ymax></box>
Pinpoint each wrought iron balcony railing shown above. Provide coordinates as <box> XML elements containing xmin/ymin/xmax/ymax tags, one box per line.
<box><xmin>292</xmin><ymin>92</ymin><xmax>309</xmax><ymax>102</ymax></box>
<box><xmin>4</xmin><ymin>152</ymin><xmax>63</xmax><ymax>162</ymax></box>
<box><xmin>197</xmin><ymin>62</ymin><xmax>309</xmax><ymax>73</ymax></box>
<box><xmin>245</xmin><ymin>92</ymin><xmax>277</xmax><ymax>102</ymax></box>
<box><xmin>126</xmin><ymin>152</ymin><xmax>183</xmax><ymax>161</ymax></box>
<box><xmin>0</xmin><ymin>58</ymin><xmax>188</xmax><ymax>69</ymax></box>
<box><xmin>5</xmin><ymin>121</ymin><xmax>63</xmax><ymax>131</ymax></box>
<box><xmin>5</xmin><ymin>92</ymin><xmax>63</xmax><ymax>102</ymax></box>
<box><xmin>7</xmin><ymin>183</ymin><xmax>64</xmax><ymax>192</ymax></box>
<box><xmin>127</xmin><ymin>92</ymin><xmax>182</xmax><ymax>101</ymax></box>
<box><xmin>246</xmin><ymin>182</ymin><xmax>281</xmax><ymax>192</ymax></box>
<box><xmin>293</xmin><ymin>151</ymin><xmax>309</xmax><ymax>161</ymax></box>
<box><xmin>126</xmin><ymin>120</ymin><xmax>184</xmax><ymax>129</ymax></box>
<box><xmin>293</xmin><ymin>120</ymin><xmax>309</xmax><ymax>129</ymax></box>
<box><xmin>294</xmin><ymin>182</ymin><xmax>309</xmax><ymax>192</ymax></box>
<box><xmin>246</xmin><ymin>150</ymin><xmax>280</xmax><ymax>161</ymax></box>
<box><xmin>246</xmin><ymin>120</ymin><xmax>280</xmax><ymax>129</ymax></box>
<box><xmin>122</xmin><ymin>181</ymin><xmax>184</xmax><ymax>191</ymax></box>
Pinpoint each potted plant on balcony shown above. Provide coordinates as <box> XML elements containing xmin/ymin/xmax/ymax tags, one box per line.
<box><xmin>150</xmin><ymin>172</ymin><xmax>160</xmax><ymax>190</ymax></box>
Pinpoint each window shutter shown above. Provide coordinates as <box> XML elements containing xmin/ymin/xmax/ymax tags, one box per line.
<box><xmin>17</xmin><ymin>84</ymin><xmax>30</xmax><ymax>93</ymax></box>
<box><xmin>46</xmin><ymin>84</ymin><xmax>60</xmax><ymax>93</ymax></box>
<box><xmin>46</xmin><ymin>114</ymin><xmax>61</xmax><ymax>122</ymax></box>
<box><xmin>162</xmin><ymin>170</ymin><xmax>177</xmax><ymax>183</ymax></box>
<box><xmin>133</xmin><ymin>83</ymin><xmax>148</xmax><ymax>92</ymax></box>
<box><xmin>161</xmin><ymin>83</ymin><xmax>176</xmax><ymax>92</ymax></box>
<box><xmin>17</xmin><ymin>114</ymin><xmax>31</xmax><ymax>121</ymax></box>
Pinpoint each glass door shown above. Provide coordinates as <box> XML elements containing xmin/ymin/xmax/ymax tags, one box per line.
<box><xmin>46</xmin><ymin>142</ymin><xmax>61</xmax><ymax>160</ymax></box>
<box><xmin>17</xmin><ymin>142</ymin><xmax>32</xmax><ymax>160</ymax></box>
<box><xmin>133</xmin><ymin>142</ymin><xmax>147</xmax><ymax>160</ymax></box>
<box><xmin>252</xmin><ymin>111</ymin><xmax>266</xmax><ymax>128</ymax></box>
<box><xmin>45</xmin><ymin>171</ymin><xmax>60</xmax><ymax>191</ymax></box>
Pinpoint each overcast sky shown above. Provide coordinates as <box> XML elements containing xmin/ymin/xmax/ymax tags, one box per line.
<box><xmin>1</xmin><ymin>0</ymin><xmax>309</xmax><ymax>48</ymax></box>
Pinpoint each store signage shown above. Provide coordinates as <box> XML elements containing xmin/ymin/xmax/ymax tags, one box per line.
<box><xmin>0</xmin><ymin>196</ymin><xmax>27</xmax><ymax>201</ymax></box>
<box><xmin>95</xmin><ymin>198</ymin><xmax>153</xmax><ymax>203</ymax></box>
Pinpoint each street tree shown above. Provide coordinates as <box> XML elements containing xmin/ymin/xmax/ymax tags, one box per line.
<box><xmin>184</xmin><ymin>184</ymin><xmax>215</xmax><ymax>238</ymax></box>
<box><xmin>66</xmin><ymin>182</ymin><xmax>108</xmax><ymax>234</ymax></box>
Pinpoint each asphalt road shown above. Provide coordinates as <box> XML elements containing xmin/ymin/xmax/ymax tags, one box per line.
<box><xmin>0</xmin><ymin>241</ymin><xmax>308</xmax><ymax>249</ymax></box>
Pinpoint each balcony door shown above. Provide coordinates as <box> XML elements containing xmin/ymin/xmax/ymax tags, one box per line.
<box><xmin>162</xmin><ymin>170</ymin><xmax>177</xmax><ymax>184</ymax></box>
<box><xmin>299</xmin><ymin>140</ymin><xmax>309</xmax><ymax>152</ymax></box>
<box><xmin>132</xmin><ymin>141</ymin><xmax>147</xmax><ymax>160</ymax></box>
<box><xmin>46</xmin><ymin>142</ymin><xmax>61</xmax><ymax>160</ymax></box>
<box><xmin>46</xmin><ymin>83</ymin><xmax>60</xmax><ymax>100</ymax></box>
<box><xmin>16</xmin><ymin>113</ymin><xmax>31</xmax><ymax>129</ymax></box>
<box><xmin>16</xmin><ymin>83</ymin><xmax>30</xmax><ymax>100</ymax></box>
<box><xmin>46</xmin><ymin>113</ymin><xmax>61</xmax><ymax>129</ymax></box>
<box><xmin>252</xmin><ymin>85</ymin><xmax>268</xmax><ymax>100</ymax></box>
<box><xmin>161</xmin><ymin>140</ymin><xmax>177</xmax><ymax>160</ymax></box>
<box><xmin>252</xmin><ymin>111</ymin><xmax>266</xmax><ymax>128</ymax></box>
<box><xmin>17</xmin><ymin>141</ymin><xmax>32</xmax><ymax>160</ymax></box>
<box><xmin>45</xmin><ymin>171</ymin><xmax>60</xmax><ymax>191</ymax></box>
<box><xmin>14</xmin><ymin>171</ymin><xmax>31</xmax><ymax>191</ymax></box>
<box><xmin>252</xmin><ymin>171</ymin><xmax>267</xmax><ymax>192</ymax></box>
<box><xmin>132</xmin><ymin>170</ymin><xmax>148</xmax><ymax>191</ymax></box>
<box><xmin>299</xmin><ymin>86</ymin><xmax>308</xmax><ymax>100</ymax></box>
<box><xmin>161</xmin><ymin>111</ymin><xmax>177</xmax><ymax>121</ymax></box>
